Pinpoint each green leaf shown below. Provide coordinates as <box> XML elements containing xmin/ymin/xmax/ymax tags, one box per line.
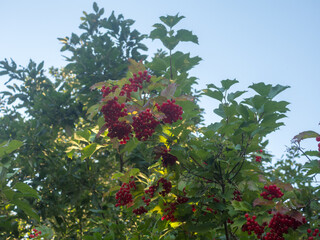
<box><xmin>0</xmin><ymin>140</ymin><xmax>23</xmax><ymax>158</ymax></box>
<box><xmin>175</xmin><ymin>29</ymin><xmax>198</xmax><ymax>44</ymax></box>
<box><xmin>129</xmin><ymin>168</ymin><xmax>140</xmax><ymax>177</ymax></box>
<box><xmin>120</xmin><ymin>138</ymin><xmax>138</xmax><ymax>154</ymax></box>
<box><xmin>14</xmin><ymin>182</ymin><xmax>39</xmax><ymax>199</ymax></box>
<box><xmin>202</xmin><ymin>89</ymin><xmax>223</xmax><ymax>102</ymax></box>
<box><xmin>93</xmin><ymin>2</ymin><xmax>98</xmax><ymax>12</ymax></box>
<box><xmin>237</xmin><ymin>104</ymin><xmax>249</xmax><ymax>120</ymax></box>
<box><xmin>305</xmin><ymin>151</ymin><xmax>320</xmax><ymax>157</ymax></box>
<box><xmin>11</xmin><ymin>199</ymin><xmax>40</xmax><ymax>222</ymax></box>
<box><xmin>293</xmin><ymin>131</ymin><xmax>319</xmax><ymax>143</ymax></box>
<box><xmin>74</xmin><ymin>129</ymin><xmax>91</xmax><ymax>143</ymax></box>
<box><xmin>160</xmin><ymin>13</ymin><xmax>185</xmax><ymax>28</ymax></box>
<box><xmin>231</xmin><ymin>200</ymin><xmax>251</xmax><ymax>211</ymax></box>
<box><xmin>249</xmin><ymin>82</ymin><xmax>272</xmax><ymax>97</ymax></box>
<box><xmin>227</xmin><ymin>91</ymin><xmax>246</xmax><ymax>102</ymax></box>
<box><xmin>213</xmin><ymin>104</ymin><xmax>226</xmax><ymax>118</ymax></box>
<box><xmin>112</xmin><ymin>172</ymin><xmax>125</xmax><ymax>180</ymax></box>
<box><xmin>221</xmin><ymin>79</ymin><xmax>238</xmax><ymax>90</ymax></box>
<box><xmin>268</xmin><ymin>84</ymin><xmax>290</xmax><ymax>99</ymax></box>
<box><xmin>150</xmin><ymin>24</ymin><xmax>167</xmax><ymax>40</ymax></box>
<box><xmin>81</xmin><ymin>143</ymin><xmax>100</xmax><ymax>160</ymax></box>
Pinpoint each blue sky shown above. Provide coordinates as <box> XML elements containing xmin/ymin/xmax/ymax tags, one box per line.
<box><xmin>0</xmin><ymin>0</ymin><xmax>319</xmax><ymax>160</ymax></box>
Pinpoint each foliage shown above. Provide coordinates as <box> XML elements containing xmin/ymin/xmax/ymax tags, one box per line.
<box><xmin>0</xmin><ymin>2</ymin><xmax>319</xmax><ymax>239</ymax></box>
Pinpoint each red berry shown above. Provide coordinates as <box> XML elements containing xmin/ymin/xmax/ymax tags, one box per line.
<box><xmin>316</xmin><ymin>136</ymin><xmax>320</xmax><ymax>141</ymax></box>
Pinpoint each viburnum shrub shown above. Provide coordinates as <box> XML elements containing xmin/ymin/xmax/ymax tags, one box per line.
<box><xmin>77</xmin><ymin>11</ymin><xmax>320</xmax><ymax>240</ymax></box>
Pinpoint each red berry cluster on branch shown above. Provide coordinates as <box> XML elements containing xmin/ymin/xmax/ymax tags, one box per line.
<box><xmin>261</xmin><ymin>185</ymin><xmax>284</xmax><ymax>200</ymax></box>
<box><xmin>100</xmin><ymin>71</ymin><xmax>184</xmax><ymax>144</ymax></box>
<box><xmin>156</xmin><ymin>99</ymin><xmax>183</xmax><ymax>124</ymax></box>
<box><xmin>263</xmin><ymin>213</ymin><xmax>304</xmax><ymax>240</ymax></box>
<box><xmin>101</xmin><ymin>85</ymin><xmax>118</xmax><ymax>97</ymax></box>
<box><xmin>145</xmin><ymin>185</ymin><xmax>157</xmax><ymax>198</ymax></box>
<box><xmin>115</xmin><ymin>178</ymin><xmax>136</xmax><ymax>207</ymax></box>
<box><xmin>242</xmin><ymin>213</ymin><xmax>266</xmax><ymax>239</ymax></box>
<box><xmin>101</xmin><ymin>97</ymin><xmax>131</xmax><ymax>143</ymax></box>
<box><xmin>208</xmin><ymin>194</ymin><xmax>220</xmax><ymax>203</ymax></box>
<box><xmin>29</xmin><ymin>228</ymin><xmax>42</xmax><ymax>238</ymax></box>
<box><xmin>132</xmin><ymin>108</ymin><xmax>160</xmax><ymax>141</ymax></box>
<box><xmin>161</xmin><ymin>149</ymin><xmax>177</xmax><ymax>167</ymax></box>
<box><xmin>120</xmin><ymin>71</ymin><xmax>151</xmax><ymax>99</ymax></box>
<box><xmin>255</xmin><ymin>149</ymin><xmax>263</xmax><ymax>162</ymax></box>
<box><xmin>157</xmin><ymin>178</ymin><xmax>172</xmax><ymax>197</ymax></box>
<box><xmin>162</xmin><ymin>202</ymin><xmax>178</xmax><ymax>222</ymax></box>
<box><xmin>133</xmin><ymin>206</ymin><xmax>148</xmax><ymax>215</ymax></box>
<box><xmin>307</xmin><ymin>228</ymin><xmax>320</xmax><ymax>239</ymax></box>
<box><xmin>233</xmin><ymin>189</ymin><xmax>242</xmax><ymax>201</ymax></box>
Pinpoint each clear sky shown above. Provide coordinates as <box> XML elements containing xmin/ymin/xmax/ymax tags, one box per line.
<box><xmin>0</xmin><ymin>0</ymin><xmax>319</xmax><ymax>160</ymax></box>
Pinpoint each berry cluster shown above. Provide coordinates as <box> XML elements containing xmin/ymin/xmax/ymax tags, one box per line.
<box><xmin>233</xmin><ymin>189</ymin><xmax>242</xmax><ymax>201</ymax></box>
<box><xmin>208</xmin><ymin>194</ymin><xmax>220</xmax><ymax>203</ymax></box>
<box><xmin>263</xmin><ymin>213</ymin><xmax>304</xmax><ymax>240</ymax></box>
<box><xmin>157</xmin><ymin>178</ymin><xmax>172</xmax><ymax>197</ymax></box>
<box><xmin>141</xmin><ymin>196</ymin><xmax>151</xmax><ymax>206</ymax></box>
<box><xmin>156</xmin><ymin>99</ymin><xmax>183</xmax><ymax>124</ymax></box>
<box><xmin>101</xmin><ymin>97</ymin><xmax>131</xmax><ymax>144</ymax></box>
<box><xmin>307</xmin><ymin>228</ymin><xmax>320</xmax><ymax>239</ymax></box>
<box><xmin>132</xmin><ymin>109</ymin><xmax>160</xmax><ymax>141</ymax></box>
<box><xmin>227</xmin><ymin>218</ymin><xmax>234</xmax><ymax>224</ymax></box>
<box><xmin>177</xmin><ymin>195</ymin><xmax>189</xmax><ymax>204</ymax></box>
<box><xmin>133</xmin><ymin>206</ymin><xmax>148</xmax><ymax>215</ymax></box>
<box><xmin>161</xmin><ymin>149</ymin><xmax>177</xmax><ymax>167</ymax></box>
<box><xmin>29</xmin><ymin>228</ymin><xmax>42</xmax><ymax>238</ymax></box>
<box><xmin>145</xmin><ymin>185</ymin><xmax>157</xmax><ymax>198</ymax></box>
<box><xmin>261</xmin><ymin>185</ymin><xmax>284</xmax><ymax>200</ymax></box>
<box><xmin>255</xmin><ymin>149</ymin><xmax>263</xmax><ymax>162</ymax></box>
<box><xmin>317</xmin><ymin>136</ymin><xmax>320</xmax><ymax>152</ymax></box>
<box><xmin>100</xmin><ymin>72</ymin><xmax>184</xmax><ymax>144</ymax></box>
<box><xmin>242</xmin><ymin>214</ymin><xmax>266</xmax><ymax>239</ymax></box>
<box><xmin>101</xmin><ymin>85</ymin><xmax>118</xmax><ymax>97</ymax></box>
<box><xmin>162</xmin><ymin>202</ymin><xmax>178</xmax><ymax>222</ymax></box>
<box><xmin>115</xmin><ymin>178</ymin><xmax>136</xmax><ymax>207</ymax></box>
<box><xmin>120</xmin><ymin>71</ymin><xmax>151</xmax><ymax>99</ymax></box>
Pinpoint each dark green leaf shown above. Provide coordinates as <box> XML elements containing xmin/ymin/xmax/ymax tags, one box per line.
<box><xmin>268</xmin><ymin>84</ymin><xmax>290</xmax><ymax>99</ymax></box>
<box><xmin>202</xmin><ymin>89</ymin><xmax>223</xmax><ymax>102</ymax></box>
<box><xmin>221</xmin><ymin>79</ymin><xmax>238</xmax><ymax>90</ymax></box>
<box><xmin>175</xmin><ymin>29</ymin><xmax>198</xmax><ymax>44</ymax></box>
<box><xmin>249</xmin><ymin>82</ymin><xmax>272</xmax><ymax>97</ymax></box>
<box><xmin>160</xmin><ymin>13</ymin><xmax>185</xmax><ymax>28</ymax></box>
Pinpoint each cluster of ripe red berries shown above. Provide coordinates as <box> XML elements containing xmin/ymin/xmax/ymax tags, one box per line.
<box><xmin>307</xmin><ymin>228</ymin><xmax>320</xmax><ymax>239</ymax></box>
<box><xmin>263</xmin><ymin>213</ymin><xmax>304</xmax><ymax>240</ymax></box>
<box><xmin>233</xmin><ymin>189</ymin><xmax>242</xmax><ymax>201</ymax></box>
<box><xmin>133</xmin><ymin>206</ymin><xmax>148</xmax><ymax>215</ymax></box>
<box><xmin>208</xmin><ymin>194</ymin><xmax>220</xmax><ymax>203</ymax></box>
<box><xmin>120</xmin><ymin>71</ymin><xmax>151</xmax><ymax>99</ymax></box>
<box><xmin>132</xmin><ymin>108</ymin><xmax>160</xmax><ymax>141</ymax></box>
<box><xmin>156</xmin><ymin>99</ymin><xmax>183</xmax><ymax>124</ymax></box>
<box><xmin>101</xmin><ymin>97</ymin><xmax>131</xmax><ymax>144</ymax></box>
<box><xmin>115</xmin><ymin>177</ymin><xmax>136</xmax><ymax>207</ymax></box>
<box><xmin>100</xmin><ymin>72</ymin><xmax>183</xmax><ymax>144</ymax></box>
<box><xmin>260</xmin><ymin>185</ymin><xmax>284</xmax><ymax>200</ymax></box>
<box><xmin>162</xmin><ymin>187</ymin><xmax>189</xmax><ymax>222</ymax></box>
<box><xmin>29</xmin><ymin>228</ymin><xmax>42</xmax><ymax>238</ymax></box>
<box><xmin>161</xmin><ymin>149</ymin><xmax>177</xmax><ymax>167</ymax></box>
<box><xmin>242</xmin><ymin>213</ymin><xmax>266</xmax><ymax>239</ymax></box>
<box><xmin>316</xmin><ymin>136</ymin><xmax>320</xmax><ymax>152</ymax></box>
<box><xmin>255</xmin><ymin>149</ymin><xmax>263</xmax><ymax>162</ymax></box>
<box><xmin>158</xmin><ymin>178</ymin><xmax>172</xmax><ymax>197</ymax></box>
